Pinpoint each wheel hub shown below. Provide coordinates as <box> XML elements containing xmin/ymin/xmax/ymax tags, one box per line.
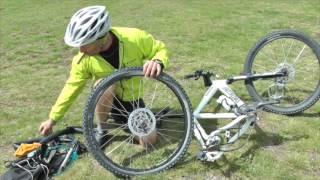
<box><xmin>128</xmin><ymin>108</ymin><xmax>156</xmax><ymax>137</ymax></box>
<box><xmin>267</xmin><ymin>63</ymin><xmax>295</xmax><ymax>100</ymax></box>
<box><xmin>275</xmin><ymin>63</ymin><xmax>295</xmax><ymax>84</ymax></box>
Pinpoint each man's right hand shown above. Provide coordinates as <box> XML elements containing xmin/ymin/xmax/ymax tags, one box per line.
<box><xmin>39</xmin><ymin>119</ymin><xmax>55</xmax><ymax>135</ymax></box>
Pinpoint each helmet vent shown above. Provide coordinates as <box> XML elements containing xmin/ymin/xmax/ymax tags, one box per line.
<box><xmin>90</xmin><ymin>19</ymin><xmax>98</xmax><ymax>30</ymax></box>
<box><xmin>81</xmin><ymin>17</ymin><xmax>91</xmax><ymax>25</ymax></box>
<box><xmin>89</xmin><ymin>31</ymin><xmax>96</xmax><ymax>39</ymax></box>
<box><xmin>74</xmin><ymin>29</ymin><xmax>81</xmax><ymax>38</ymax></box>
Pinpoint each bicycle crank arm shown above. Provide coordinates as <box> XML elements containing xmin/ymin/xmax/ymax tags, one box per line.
<box><xmin>197</xmin><ymin>150</ymin><xmax>224</xmax><ymax>162</ymax></box>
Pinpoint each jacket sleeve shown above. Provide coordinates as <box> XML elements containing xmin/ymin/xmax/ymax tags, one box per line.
<box><xmin>138</xmin><ymin>30</ymin><xmax>169</xmax><ymax>69</ymax></box>
<box><xmin>49</xmin><ymin>55</ymin><xmax>90</xmax><ymax>122</ymax></box>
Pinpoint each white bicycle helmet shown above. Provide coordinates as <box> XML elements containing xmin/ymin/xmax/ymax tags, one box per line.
<box><xmin>64</xmin><ymin>5</ymin><xmax>111</xmax><ymax>47</ymax></box>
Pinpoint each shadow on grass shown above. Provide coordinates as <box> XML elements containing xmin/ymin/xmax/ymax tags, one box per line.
<box><xmin>214</xmin><ymin>125</ymin><xmax>308</xmax><ymax>177</ymax></box>
<box><xmin>173</xmin><ymin>124</ymin><xmax>309</xmax><ymax>178</ymax></box>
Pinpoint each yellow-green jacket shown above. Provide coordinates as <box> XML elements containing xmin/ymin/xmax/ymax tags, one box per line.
<box><xmin>49</xmin><ymin>27</ymin><xmax>169</xmax><ymax>122</ymax></box>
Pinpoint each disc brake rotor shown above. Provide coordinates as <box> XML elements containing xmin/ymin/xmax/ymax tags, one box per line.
<box><xmin>275</xmin><ymin>63</ymin><xmax>296</xmax><ymax>83</ymax></box>
<box><xmin>128</xmin><ymin>108</ymin><xmax>156</xmax><ymax>137</ymax></box>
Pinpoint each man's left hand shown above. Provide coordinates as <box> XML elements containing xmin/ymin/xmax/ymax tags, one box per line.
<box><xmin>143</xmin><ymin>60</ymin><xmax>163</xmax><ymax>78</ymax></box>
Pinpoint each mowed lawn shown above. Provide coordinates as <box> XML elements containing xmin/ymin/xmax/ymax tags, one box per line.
<box><xmin>0</xmin><ymin>0</ymin><xmax>319</xmax><ymax>179</ymax></box>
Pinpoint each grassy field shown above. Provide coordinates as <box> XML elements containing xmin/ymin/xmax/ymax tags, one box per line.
<box><xmin>1</xmin><ymin>0</ymin><xmax>320</xmax><ymax>179</ymax></box>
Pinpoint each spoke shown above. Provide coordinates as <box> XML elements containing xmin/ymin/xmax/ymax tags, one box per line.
<box><xmin>106</xmin><ymin>135</ymin><xmax>135</xmax><ymax>156</ymax></box>
<box><xmin>156</xmin><ymin>118</ymin><xmax>185</xmax><ymax>124</ymax></box>
<box><xmin>293</xmin><ymin>45</ymin><xmax>306</xmax><ymax>65</ymax></box>
<box><xmin>266</xmin><ymin>44</ymin><xmax>280</xmax><ymax>65</ymax></box>
<box><xmin>99</xmin><ymin>100</ymin><xmax>129</xmax><ymax>116</ymax></box>
<box><xmin>155</xmin><ymin>110</ymin><xmax>185</xmax><ymax>123</ymax></box>
<box><xmin>138</xmin><ymin>78</ymin><xmax>143</xmax><ymax>109</ymax></box>
<box><xmin>142</xmin><ymin>138</ymin><xmax>165</xmax><ymax>168</ymax></box>
<box><xmin>270</xmin><ymin>42</ymin><xmax>283</xmax><ymax>64</ymax></box>
<box><xmin>98</xmin><ymin>95</ymin><xmax>129</xmax><ymax>117</ymax></box>
<box><xmin>145</xmin><ymin>140</ymin><xmax>149</xmax><ymax>166</ymax></box>
<box><xmin>259</xmin><ymin>48</ymin><xmax>278</xmax><ymax>66</ymax></box>
<box><xmin>129</xmin><ymin>137</ymin><xmax>133</xmax><ymax>167</ymax></box>
<box><xmin>283</xmin><ymin>86</ymin><xmax>300</xmax><ymax>105</ymax></box>
<box><xmin>100</xmin><ymin>124</ymin><xmax>129</xmax><ymax>148</ymax></box>
<box><xmin>100</xmin><ymin>123</ymin><xmax>128</xmax><ymax>138</ymax></box>
<box><xmin>157</xmin><ymin>131</ymin><xmax>181</xmax><ymax>141</ymax></box>
<box><xmin>154</xmin><ymin>107</ymin><xmax>174</xmax><ymax>117</ymax></box>
<box><xmin>253</xmin><ymin>80</ymin><xmax>275</xmax><ymax>92</ymax></box>
<box><xmin>110</xmin><ymin>92</ymin><xmax>132</xmax><ymax>116</ymax></box>
<box><xmin>158</xmin><ymin>113</ymin><xmax>185</xmax><ymax>118</ymax></box>
<box><xmin>143</xmin><ymin>136</ymin><xmax>157</xmax><ymax>152</ymax></box>
<box><xmin>284</xmin><ymin>39</ymin><xmax>294</xmax><ymax>63</ymax></box>
<box><xmin>294</xmin><ymin>64</ymin><xmax>319</xmax><ymax>74</ymax></box>
<box><xmin>157</xmin><ymin>131</ymin><xmax>174</xmax><ymax>143</ymax></box>
<box><xmin>97</xmin><ymin>111</ymin><xmax>129</xmax><ymax>118</ymax></box>
<box><xmin>290</xmin><ymin>81</ymin><xmax>315</xmax><ymax>91</ymax></box>
<box><xmin>281</xmin><ymin>38</ymin><xmax>286</xmax><ymax>63</ymax></box>
<box><xmin>155</xmin><ymin>110</ymin><xmax>175</xmax><ymax>120</ymax></box>
<box><xmin>294</xmin><ymin>68</ymin><xmax>310</xmax><ymax>74</ymax></box>
<box><xmin>254</xmin><ymin>82</ymin><xmax>277</xmax><ymax>98</ymax></box>
<box><xmin>252</xmin><ymin>62</ymin><xmax>272</xmax><ymax>72</ymax></box>
<box><xmin>129</xmin><ymin>78</ymin><xmax>137</xmax><ymax>110</ymax></box>
<box><xmin>98</xmin><ymin>120</ymin><xmax>126</xmax><ymax>126</ymax></box>
<box><xmin>157</xmin><ymin>128</ymin><xmax>184</xmax><ymax>133</ymax></box>
<box><xmin>149</xmin><ymin>83</ymin><xmax>158</xmax><ymax>109</ymax></box>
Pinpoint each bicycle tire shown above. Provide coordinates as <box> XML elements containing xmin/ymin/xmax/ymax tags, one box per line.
<box><xmin>244</xmin><ymin>30</ymin><xmax>320</xmax><ymax>114</ymax></box>
<box><xmin>83</xmin><ymin>67</ymin><xmax>193</xmax><ymax>177</ymax></box>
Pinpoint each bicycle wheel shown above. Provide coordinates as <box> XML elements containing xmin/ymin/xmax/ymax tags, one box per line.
<box><xmin>83</xmin><ymin>67</ymin><xmax>193</xmax><ymax>177</ymax></box>
<box><xmin>244</xmin><ymin>30</ymin><xmax>320</xmax><ymax>114</ymax></box>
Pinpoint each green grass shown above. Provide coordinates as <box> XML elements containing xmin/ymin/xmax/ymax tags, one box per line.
<box><xmin>1</xmin><ymin>0</ymin><xmax>320</xmax><ymax>179</ymax></box>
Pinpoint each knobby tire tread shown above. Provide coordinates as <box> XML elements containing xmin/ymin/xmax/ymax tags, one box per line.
<box><xmin>244</xmin><ymin>30</ymin><xmax>320</xmax><ymax>115</ymax></box>
<box><xmin>83</xmin><ymin>67</ymin><xmax>194</xmax><ymax>177</ymax></box>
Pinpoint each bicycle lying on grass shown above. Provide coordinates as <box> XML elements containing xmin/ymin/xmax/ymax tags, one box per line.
<box><xmin>82</xmin><ymin>30</ymin><xmax>320</xmax><ymax>177</ymax></box>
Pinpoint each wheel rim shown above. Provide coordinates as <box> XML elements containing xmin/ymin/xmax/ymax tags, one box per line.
<box><xmin>85</xmin><ymin>72</ymin><xmax>191</xmax><ymax>174</ymax></box>
<box><xmin>247</xmin><ymin>35</ymin><xmax>320</xmax><ymax>109</ymax></box>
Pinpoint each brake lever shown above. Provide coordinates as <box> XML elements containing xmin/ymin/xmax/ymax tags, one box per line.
<box><xmin>184</xmin><ymin>70</ymin><xmax>214</xmax><ymax>87</ymax></box>
<box><xmin>184</xmin><ymin>70</ymin><xmax>203</xmax><ymax>80</ymax></box>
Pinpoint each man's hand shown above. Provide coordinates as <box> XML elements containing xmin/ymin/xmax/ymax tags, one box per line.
<box><xmin>39</xmin><ymin>119</ymin><xmax>55</xmax><ymax>135</ymax></box>
<box><xmin>143</xmin><ymin>60</ymin><xmax>163</xmax><ymax>78</ymax></box>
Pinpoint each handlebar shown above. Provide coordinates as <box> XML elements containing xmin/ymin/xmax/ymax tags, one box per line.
<box><xmin>184</xmin><ymin>70</ymin><xmax>204</xmax><ymax>79</ymax></box>
<box><xmin>184</xmin><ymin>70</ymin><xmax>214</xmax><ymax>87</ymax></box>
<box><xmin>184</xmin><ymin>74</ymin><xmax>197</xmax><ymax>79</ymax></box>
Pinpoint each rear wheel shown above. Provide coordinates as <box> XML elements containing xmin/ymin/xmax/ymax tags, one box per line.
<box><xmin>244</xmin><ymin>30</ymin><xmax>320</xmax><ymax>114</ymax></box>
<box><xmin>83</xmin><ymin>67</ymin><xmax>193</xmax><ymax>177</ymax></box>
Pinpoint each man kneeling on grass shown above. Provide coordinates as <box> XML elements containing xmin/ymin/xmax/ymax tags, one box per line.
<box><xmin>39</xmin><ymin>5</ymin><xmax>169</xmax><ymax>147</ymax></box>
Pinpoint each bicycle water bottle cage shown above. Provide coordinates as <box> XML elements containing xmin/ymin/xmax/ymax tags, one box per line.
<box><xmin>184</xmin><ymin>70</ymin><xmax>214</xmax><ymax>87</ymax></box>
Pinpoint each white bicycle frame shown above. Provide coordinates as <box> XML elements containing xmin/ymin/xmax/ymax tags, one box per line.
<box><xmin>192</xmin><ymin>77</ymin><xmax>261</xmax><ymax>161</ymax></box>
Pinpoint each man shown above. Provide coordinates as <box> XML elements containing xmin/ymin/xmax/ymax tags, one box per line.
<box><xmin>38</xmin><ymin>5</ymin><xmax>169</xmax><ymax>146</ymax></box>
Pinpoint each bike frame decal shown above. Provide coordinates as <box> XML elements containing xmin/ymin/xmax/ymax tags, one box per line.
<box><xmin>193</xmin><ymin>80</ymin><xmax>246</xmax><ymax>147</ymax></box>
